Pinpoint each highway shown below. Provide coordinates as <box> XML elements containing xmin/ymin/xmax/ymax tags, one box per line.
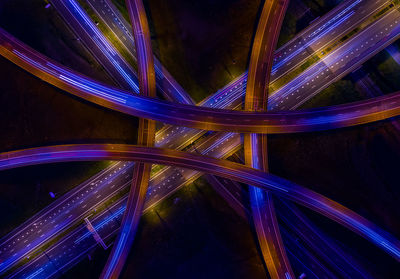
<box><xmin>49</xmin><ymin>0</ymin><xmax>194</xmax><ymax>106</ymax></box>
<box><xmin>0</xmin><ymin>0</ymin><xmax>396</xmax><ymax>246</ymax></box>
<box><xmin>3</xmin><ymin>15</ymin><xmax>400</xmax><ymax>134</ymax></box>
<box><xmin>206</xmin><ymin>175</ymin><xmax>373</xmax><ymax>278</ymax></box>
<box><xmin>270</xmin><ymin>1</ymin><xmax>400</xmax><ymax>110</ymax></box>
<box><xmin>0</xmin><ymin>0</ymin><xmax>400</xmax><ymax>135</ymax></box>
<box><xmin>0</xmin><ymin>2</ymin><xmax>400</xmax><ymax>274</ymax></box>
<box><xmin>0</xmin><ymin>115</ymin><xmax>383</xmax><ymax>277</ymax></box>
<box><xmin>243</xmin><ymin>0</ymin><xmax>294</xmax><ymax>278</ymax></box>
<box><xmin>63</xmin><ymin>7</ymin><xmax>400</xmax><ymax>278</ymax></box>
<box><xmin>145</xmin><ymin>0</ymin><xmax>400</xmax><ymax>151</ymax></box>
<box><xmin>87</xmin><ymin>0</ymin><xmax>386</xmax><ymax>106</ymax></box>
<box><xmin>2</xmin><ymin>0</ymin><xmax>400</xmax><ymax>276</ymax></box>
<box><xmin>279</xmin><ymin>225</ymin><xmax>338</xmax><ymax>279</ymax></box>
<box><xmin>9</xmin><ymin>194</ymin><xmax>129</xmax><ymax>279</ymax></box>
<box><xmin>6</xmin><ymin>179</ymin><xmax>371</xmax><ymax>278</ymax></box>
<box><xmin>3</xmin><ymin>26</ymin><xmax>400</xmax><ymax>133</ymax></box>
<box><xmin>0</xmin><ymin>161</ymin><xmax>135</xmax><ymax>274</ymax></box>
<box><xmin>85</xmin><ymin>0</ymin><xmax>194</xmax><ymax>104</ymax></box>
<box><xmin>0</xmin><ymin>144</ymin><xmax>399</xmax><ymax>262</ymax></box>
<box><xmin>45</xmin><ymin>4</ymin><xmax>217</xmax><ymax>274</ymax></box>
<box><xmin>0</xmin><ymin>123</ymin><xmax>242</xmax><ymax>275</ymax></box>
<box><xmin>100</xmin><ymin>0</ymin><xmax>156</xmax><ymax>278</ymax></box>
<box><xmin>80</xmin><ymin>0</ymin><xmax>395</xmax><ymax>149</ymax></box>
<box><xmin>8</xmin><ymin>191</ymin><xmax>336</xmax><ymax>279</ymax></box>
<box><xmin>49</xmin><ymin>0</ymin><xmax>139</xmax><ymax>92</ymax></box>
<box><xmin>241</xmin><ymin>1</ymin><xmax>398</xmax><ymax>276</ymax></box>
<box><xmin>276</xmin><ymin>200</ymin><xmax>373</xmax><ymax>279</ymax></box>
<box><xmin>271</xmin><ymin>0</ymin><xmax>381</xmax><ymax>80</ymax></box>
<box><xmin>85</xmin><ymin>0</ymin><xmax>398</xmax><ymax>110</ymax></box>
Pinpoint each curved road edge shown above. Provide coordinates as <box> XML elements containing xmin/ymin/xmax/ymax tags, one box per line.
<box><xmin>0</xmin><ymin>144</ymin><xmax>399</xmax><ymax>261</ymax></box>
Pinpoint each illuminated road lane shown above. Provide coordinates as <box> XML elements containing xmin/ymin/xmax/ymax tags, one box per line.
<box><xmin>9</xmin><ymin>191</ymin><xmax>336</xmax><ymax>279</ymax></box>
<box><xmin>0</xmin><ymin>2</ymin><xmax>399</xmax><ymax>132</ymax></box>
<box><xmin>0</xmin><ymin>161</ymin><xmax>134</xmax><ymax>274</ymax></box>
<box><xmin>1</xmin><ymin>1</ymin><xmax>400</xmax><ymax>274</ymax></box>
<box><xmin>0</xmin><ymin>34</ymin><xmax>400</xmax><ymax>274</ymax></box>
<box><xmin>243</xmin><ymin>0</ymin><xmax>294</xmax><ymax>278</ymax></box>
<box><xmin>49</xmin><ymin>0</ymin><xmax>139</xmax><ymax>92</ymax></box>
<box><xmin>86</xmin><ymin>0</ymin><xmax>194</xmax><ymax>105</ymax></box>
<box><xmin>270</xmin><ymin>5</ymin><xmax>400</xmax><ymax>110</ymax></box>
<box><xmin>3</xmin><ymin>27</ymin><xmax>400</xmax><ymax>133</ymax></box>
<box><xmin>0</xmin><ymin>144</ymin><xmax>399</xmax><ymax>262</ymax></box>
<box><xmin>100</xmin><ymin>0</ymin><xmax>156</xmax><ymax>278</ymax></box>
<box><xmin>2</xmin><ymin>16</ymin><xmax>400</xmax><ymax>274</ymax></box>
<box><xmin>276</xmin><ymin>200</ymin><xmax>372</xmax><ymax>278</ymax></box>
<box><xmin>85</xmin><ymin>0</ymin><xmax>375</xmax><ymax>153</ymax></box>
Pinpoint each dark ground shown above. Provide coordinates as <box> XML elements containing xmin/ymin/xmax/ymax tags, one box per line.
<box><xmin>366</xmin><ymin>42</ymin><xmax>400</xmax><ymax>94</ymax></box>
<box><xmin>144</xmin><ymin>0</ymin><xmax>262</xmax><ymax>102</ymax></box>
<box><xmin>269</xmin><ymin>120</ymin><xmax>400</xmax><ymax>278</ymax></box>
<box><xmin>299</xmin><ymin>77</ymin><xmax>365</xmax><ymax>109</ymax></box>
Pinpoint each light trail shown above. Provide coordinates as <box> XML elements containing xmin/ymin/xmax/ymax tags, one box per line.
<box><xmin>0</xmin><ymin>144</ymin><xmax>399</xmax><ymax>262</ymax></box>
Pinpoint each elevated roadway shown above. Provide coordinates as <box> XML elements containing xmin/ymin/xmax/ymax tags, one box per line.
<box><xmin>243</xmin><ymin>0</ymin><xmax>294</xmax><ymax>278</ymax></box>
<box><xmin>1</xmin><ymin>0</ymin><xmax>400</xmax><ymax>275</ymax></box>
<box><xmin>2</xmin><ymin>10</ymin><xmax>400</xmax><ymax>273</ymax></box>
<box><xmin>0</xmin><ymin>144</ymin><xmax>399</xmax><ymax>262</ymax></box>
<box><xmin>49</xmin><ymin>0</ymin><xmax>139</xmax><ymax>91</ymax></box>
<box><xmin>100</xmin><ymin>0</ymin><xmax>156</xmax><ymax>278</ymax></box>
<box><xmin>85</xmin><ymin>0</ymin><xmax>194</xmax><ymax>104</ymax></box>
<box><xmin>2</xmin><ymin>27</ymin><xmax>400</xmax><ymax>133</ymax></box>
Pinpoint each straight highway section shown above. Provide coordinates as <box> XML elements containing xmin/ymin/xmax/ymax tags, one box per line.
<box><xmin>9</xmin><ymin>195</ymin><xmax>129</xmax><ymax>279</ymax></box>
<box><xmin>243</xmin><ymin>0</ymin><xmax>294</xmax><ymax>278</ymax></box>
<box><xmin>84</xmin><ymin>0</ymin><xmax>396</xmax><ymax>111</ymax></box>
<box><xmin>87</xmin><ymin>0</ymin><xmax>383</xmax><ymax>104</ymax></box>
<box><xmin>9</xmin><ymin>192</ymin><xmax>334</xmax><ymax>279</ymax></box>
<box><xmin>0</xmin><ymin>161</ymin><xmax>135</xmax><ymax>274</ymax></box>
<box><xmin>270</xmin><ymin>0</ymin><xmax>400</xmax><ymax>110</ymax></box>
<box><xmin>85</xmin><ymin>0</ymin><xmax>194</xmax><ymax>104</ymax></box>
<box><xmin>269</xmin><ymin>0</ymin><xmax>387</xmax><ymax>84</ymax></box>
<box><xmin>276</xmin><ymin>200</ymin><xmax>373</xmax><ymax>279</ymax></box>
<box><xmin>49</xmin><ymin>0</ymin><xmax>194</xmax><ymax>105</ymax></box>
<box><xmin>2</xmin><ymin>26</ymin><xmax>400</xmax><ymax>133</ymax></box>
<box><xmin>278</xmin><ymin>226</ymin><xmax>338</xmax><ymax>279</ymax></box>
<box><xmin>6</xmin><ymin>165</ymin><xmax>371</xmax><ymax>278</ymax></box>
<box><xmin>100</xmin><ymin>0</ymin><xmax>157</xmax><ymax>277</ymax></box>
<box><xmin>49</xmin><ymin>0</ymin><xmax>139</xmax><ymax>92</ymax></box>
<box><xmin>0</xmin><ymin>144</ymin><xmax>399</xmax><ymax>262</ymax></box>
